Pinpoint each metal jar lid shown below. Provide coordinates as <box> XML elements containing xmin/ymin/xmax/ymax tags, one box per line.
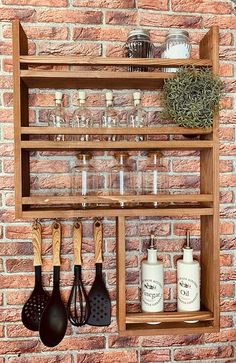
<box><xmin>166</xmin><ymin>29</ymin><xmax>190</xmax><ymax>40</ymax></box>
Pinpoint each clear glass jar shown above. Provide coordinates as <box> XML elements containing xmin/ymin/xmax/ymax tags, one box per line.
<box><xmin>128</xmin><ymin>91</ymin><xmax>147</xmax><ymax>141</ymax></box>
<box><xmin>161</xmin><ymin>30</ymin><xmax>191</xmax><ymax>72</ymax></box>
<box><xmin>124</xmin><ymin>29</ymin><xmax>153</xmax><ymax>72</ymax></box>
<box><xmin>142</xmin><ymin>151</ymin><xmax>169</xmax><ymax>207</ymax></box>
<box><xmin>49</xmin><ymin>92</ymin><xmax>69</xmax><ymax>141</ymax></box>
<box><xmin>72</xmin><ymin>91</ymin><xmax>90</xmax><ymax>141</ymax></box>
<box><xmin>110</xmin><ymin>153</ymin><xmax>134</xmax><ymax>207</ymax></box>
<box><xmin>71</xmin><ymin>153</ymin><xmax>97</xmax><ymax>208</ymax></box>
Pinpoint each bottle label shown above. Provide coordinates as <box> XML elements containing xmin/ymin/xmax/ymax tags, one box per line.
<box><xmin>142</xmin><ymin>279</ymin><xmax>163</xmax><ymax>306</ymax></box>
<box><xmin>178</xmin><ymin>277</ymin><xmax>199</xmax><ymax>305</ymax></box>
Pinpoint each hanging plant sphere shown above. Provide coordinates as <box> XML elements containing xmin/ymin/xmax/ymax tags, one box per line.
<box><xmin>162</xmin><ymin>67</ymin><xmax>223</xmax><ymax>128</ymax></box>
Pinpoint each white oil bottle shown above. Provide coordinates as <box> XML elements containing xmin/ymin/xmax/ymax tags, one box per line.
<box><xmin>177</xmin><ymin>230</ymin><xmax>200</xmax><ymax>323</ymax></box>
<box><xmin>141</xmin><ymin>234</ymin><xmax>164</xmax><ymax>323</ymax></box>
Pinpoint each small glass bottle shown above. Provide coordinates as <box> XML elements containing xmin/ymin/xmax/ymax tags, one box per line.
<box><xmin>142</xmin><ymin>151</ymin><xmax>168</xmax><ymax>207</ymax></box>
<box><xmin>73</xmin><ymin>91</ymin><xmax>90</xmax><ymax>141</ymax></box>
<box><xmin>102</xmin><ymin>91</ymin><xmax>117</xmax><ymax>141</ymax></box>
<box><xmin>110</xmin><ymin>153</ymin><xmax>134</xmax><ymax>208</ymax></box>
<box><xmin>129</xmin><ymin>91</ymin><xmax>147</xmax><ymax>141</ymax></box>
<box><xmin>161</xmin><ymin>30</ymin><xmax>191</xmax><ymax>72</ymax></box>
<box><xmin>71</xmin><ymin>153</ymin><xmax>97</xmax><ymax>209</ymax></box>
<box><xmin>49</xmin><ymin>92</ymin><xmax>67</xmax><ymax>141</ymax></box>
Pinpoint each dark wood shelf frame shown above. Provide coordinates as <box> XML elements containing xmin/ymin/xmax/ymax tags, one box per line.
<box><xmin>13</xmin><ymin>20</ymin><xmax>220</xmax><ymax>336</ymax></box>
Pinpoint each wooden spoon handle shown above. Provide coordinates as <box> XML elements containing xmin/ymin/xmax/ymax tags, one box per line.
<box><xmin>94</xmin><ymin>219</ymin><xmax>103</xmax><ymax>264</ymax></box>
<box><xmin>73</xmin><ymin>221</ymin><xmax>82</xmax><ymax>266</ymax></box>
<box><xmin>32</xmin><ymin>221</ymin><xmax>42</xmax><ymax>266</ymax></box>
<box><xmin>52</xmin><ymin>221</ymin><xmax>61</xmax><ymax>266</ymax></box>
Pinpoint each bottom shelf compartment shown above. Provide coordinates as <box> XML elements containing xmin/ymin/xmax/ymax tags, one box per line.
<box><xmin>121</xmin><ymin>320</ymin><xmax>217</xmax><ymax>336</ymax></box>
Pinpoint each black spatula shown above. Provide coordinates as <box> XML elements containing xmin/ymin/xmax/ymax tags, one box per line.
<box><xmin>87</xmin><ymin>219</ymin><xmax>111</xmax><ymax>326</ymax></box>
<box><xmin>22</xmin><ymin>221</ymin><xmax>49</xmax><ymax>331</ymax></box>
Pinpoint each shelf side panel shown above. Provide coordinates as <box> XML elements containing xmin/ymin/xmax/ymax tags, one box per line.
<box><xmin>13</xmin><ymin>20</ymin><xmax>29</xmax><ymax>218</ymax></box>
<box><xmin>200</xmin><ymin>26</ymin><xmax>220</xmax><ymax>331</ymax></box>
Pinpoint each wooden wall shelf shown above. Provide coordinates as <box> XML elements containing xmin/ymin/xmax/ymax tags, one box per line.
<box><xmin>13</xmin><ymin>20</ymin><xmax>220</xmax><ymax>337</ymax></box>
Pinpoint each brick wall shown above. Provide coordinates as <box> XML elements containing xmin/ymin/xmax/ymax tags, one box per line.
<box><xmin>0</xmin><ymin>0</ymin><xmax>236</xmax><ymax>362</ymax></box>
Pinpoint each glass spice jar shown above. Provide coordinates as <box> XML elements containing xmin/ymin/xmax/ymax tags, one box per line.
<box><xmin>161</xmin><ymin>29</ymin><xmax>191</xmax><ymax>72</ymax></box>
<box><xmin>71</xmin><ymin>153</ymin><xmax>97</xmax><ymax>209</ymax></box>
<box><xmin>124</xmin><ymin>29</ymin><xmax>154</xmax><ymax>72</ymax></box>
<box><xmin>110</xmin><ymin>152</ymin><xmax>134</xmax><ymax>208</ymax></box>
<box><xmin>142</xmin><ymin>151</ymin><xmax>169</xmax><ymax>207</ymax></box>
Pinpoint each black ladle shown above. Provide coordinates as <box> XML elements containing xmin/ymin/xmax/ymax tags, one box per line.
<box><xmin>22</xmin><ymin>221</ymin><xmax>49</xmax><ymax>331</ymax></box>
<box><xmin>39</xmin><ymin>221</ymin><xmax>67</xmax><ymax>347</ymax></box>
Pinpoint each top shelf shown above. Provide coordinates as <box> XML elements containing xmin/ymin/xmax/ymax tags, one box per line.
<box><xmin>19</xmin><ymin>56</ymin><xmax>212</xmax><ymax>68</ymax></box>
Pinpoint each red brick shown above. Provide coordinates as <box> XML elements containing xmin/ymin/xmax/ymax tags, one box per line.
<box><xmin>32</xmin><ymin>175</ymin><xmax>71</xmax><ymax>189</ymax></box>
<box><xmin>73</xmin><ymin>0</ymin><xmax>135</xmax><ymax>8</ymax></box>
<box><xmin>108</xmin><ymin>335</ymin><xmax>140</xmax><ymax>348</ymax></box>
<box><xmin>220</xmin><ymin>174</ymin><xmax>236</xmax><ymax>187</ymax></box>
<box><xmin>140</xmin><ymin>349</ymin><xmax>171</xmax><ymax>362</ymax></box>
<box><xmin>220</xmin><ymin>253</ymin><xmax>233</xmax><ymax>266</ymax></box>
<box><xmin>220</xmin><ymin>207</ymin><xmax>236</xmax><ymax>219</ymax></box>
<box><xmin>203</xmin><ymin>16</ymin><xmax>236</xmax><ymax>29</ymax></box>
<box><xmin>6</xmin><ymin>324</ymin><xmax>38</xmax><ymax>338</ymax></box>
<box><xmin>220</xmin><ymin>267</ymin><xmax>236</xmax><ymax>281</ymax></box>
<box><xmin>43</xmin><ymin>336</ymin><xmax>105</xmax><ymax>351</ymax></box>
<box><xmin>220</xmin><ymin>191</ymin><xmax>233</xmax><ymax>204</ymax></box>
<box><xmin>8</xmin><ymin>355</ymin><xmax>73</xmax><ymax>363</ymax></box>
<box><xmin>0</xmin><ymin>76</ymin><xmax>13</xmax><ymax>89</ymax></box>
<box><xmin>30</xmin><ymin>160</ymin><xmax>70</xmax><ymax>173</ymax></box>
<box><xmin>219</xmin><ymin>64</ymin><xmax>234</xmax><ymax>77</ymax></box>
<box><xmin>2</xmin><ymin>125</ymin><xmax>14</xmax><ymax>141</ymax></box>
<box><xmin>172</xmin><ymin>0</ymin><xmax>232</xmax><ymax>14</ymax></box>
<box><xmin>220</xmin><ymin>315</ymin><xmax>233</xmax><ymax>328</ymax></box>
<box><xmin>3</xmin><ymin>0</ymin><xmax>67</xmax><ymax>4</ymax></box>
<box><xmin>0</xmin><ymin>109</ymin><xmax>13</xmax><ymax>122</ymax></box>
<box><xmin>142</xmin><ymin>334</ymin><xmax>203</xmax><ymax>347</ymax></box>
<box><xmin>220</xmin><ymin>283</ymin><xmax>234</xmax><ymax>298</ymax></box>
<box><xmin>138</xmin><ymin>0</ymin><xmax>168</xmax><ymax>11</ymax></box>
<box><xmin>220</xmin><ymin>300</ymin><xmax>236</xmax><ymax>312</ymax></box>
<box><xmin>77</xmin><ymin>351</ymin><xmax>137</xmax><ymax>363</ymax></box>
<box><xmin>6</xmin><ymin>257</ymin><xmax>71</xmax><ymax>273</ymax></box>
<box><xmin>5</xmin><ymin>225</ymin><xmax>32</xmax><ymax>239</ymax></box>
<box><xmin>0</xmin><ymin>340</ymin><xmax>40</xmax><ymax>355</ymax></box>
<box><xmin>220</xmin><ymin>144</ymin><xmax>236</xmax><ymax>156</ymax></box>
<box><xmin>220</xmin><ymin>47</ymin><xmax>236</xmax><ymax>61</ymax></box>
<box><xmin>140</xmin><ymin>14</ymin><xmax>202</xmax><ymax>28</ymax></box>
<box><xmin>3</xmin><ymin>24</ymin><xmax>68</xmax><ymax>40</ymax></box>
<box><xmin>73</xmin><ymin>26</ymin><xmax>128</xmax><ymax>41</ymax></box>
<box><xmin>139</xmin><ymin>222</ymin><xmax>170</xmax><ymax>236</ymax></box>
<box><xmin>173</xmin><ymin>223</ymin><xmax>200</xmax><ymax>236</ymax></box>
<box><xmin>204</xmin><ymin>329</ymin><xmax>236</xmax><ymax>343</ymax></box>
<box><xmin>105</xmin><ymin>10</ymin><xmax>137</xmax><ymax>25</ymax></box>
<box><xmin>220</xmin><ymin>97</ymin><xmax>233</xmax><ymax>110</ymax></box>
<box><xmin>219</xmin><ymin>221</ymin><xmax>234</xmax><ymax>235</ymax></box>
<box><xmin>174</xmin><ymin>346</ymin><xmax>233</xmax><ymax>361</ymax></box>
<box><xmin>36</xmin><ymin>9</ymin><xmax>102</xmax><ymax>24</ymax></box>
<box><xmin>0</xmin><ymin>176</ymin><xmax>14</xmax><ymax>189</ymax></box>
<box><xmin>0</xmin><ymin>8</ymin><xmax>34</xmax><ymax>21</ymax></box>
<box><xmin>38</xmin><ymin>41</ymin><xmax>101</xmax><ymax>56</ymax></box>
<box><xmin>0</xmin><ymin>275</ymin><xmax>35</xmax><ymax>289</ymax></box>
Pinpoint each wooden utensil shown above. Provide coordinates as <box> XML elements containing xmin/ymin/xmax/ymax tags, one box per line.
<box><xmin>39</xmin><ymin>221</ymin><xmax>67</xmax><ymax>347</ymax></box>
<box><xmin>87</xmin><ymin>219</ymin><xmax>111</xmax><ymax>326</ymax></box>
<box><xmin>67</xmin><ymin>221</ymin><xmax>90</xmax><ymax>326</ymax></box>
<box><xmin>22</xmin><ymin>221</ymin><xmax>49</xmax><ymax>331</ymax></box>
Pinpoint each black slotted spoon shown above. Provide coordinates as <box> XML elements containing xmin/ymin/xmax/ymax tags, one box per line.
<box><xmin>87</xmin><ymin>219</ymin><xmax>111</xmax><ymax>326</ymax></box>
<box><xmin>22</xmin><ymin>221</ymin><xmax>49</xmax><ymax>331</ymax></box>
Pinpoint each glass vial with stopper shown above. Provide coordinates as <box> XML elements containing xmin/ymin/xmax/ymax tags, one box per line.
<box><xmin>71</xmin><ymin>153</ymin><xmax>97</xmax><ymax>209</ymax></box>
<box><xmin>142</xmin><ymin>151</ymin><xmax>168</xmax><ymax>207</ymax></box>
<box><xmin>177</xmin><ymin>230</ymin><xmax>200</xmax><ymax>323</ymax></box>
<box><xmin>110</xmin><ymin>153</ymin><xmax>134</xmax><ymax>208</ymax></box>
<box><xmin>161</xmin><ymin>30</ymin><xmax>191</xmax><ymax>72</ymax></box>
<box><xmin>129</xmin><ymin>91</ymin><xmax>147</xmax><ymax>141</ymax></box>
<box><xmin>49</xmin><ymin>92</ymin><xmax>67</xmax><ymax>141</ymax></box>
<box><xmin>102</xmin><ymin>91</ymin><xmax>116</xmax><ymax>141</ymax></box>
<box><xmin>141</xmin><ymin>234</ymin><xmax>164</xmax><ymax>323</ymax></box>
<box><xmin>73</xmin><ymin>91</ymin><xmax>89</xmax><ymax>141</ymax></box>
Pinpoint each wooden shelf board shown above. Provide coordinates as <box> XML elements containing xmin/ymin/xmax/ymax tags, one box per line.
<box><xmin>19</xmin><ymin>55</ymin><xmax>212</xmax><ymax>67</ymax></box>
<box><xmin>120</xmin><ymin>321</ymin><xmax>216</xmax><ymax>336</ymax></box>
<box><xmin>21</xmin><ymin>126</ymin><xmax>213</xmax><ymax>136</ymax></box>
<box><xmin>126</xmin><ymin>310</ymin><xmax>213</xmax><ymax>324</ymax></box>
<box><xmin>21</xmin><ymin>206</ymin><xmax>213</xmax><ymax>218</ymax></box>
<box><xmin>21</xmin><ymin>140</ymin><xmax>214</xmax><ymax>150</ymax></box>
<box><xmin>22</xmin><ymin>194</ymin><xmax>213</xmax><ymax>205</ymax></box>
<box><xmin>20</xmin><ymin>70</ymin><xmax>175</xmax><ymax>89</ymax></box>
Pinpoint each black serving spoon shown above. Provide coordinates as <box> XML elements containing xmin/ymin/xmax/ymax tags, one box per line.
<box><xmin>87</xmin><ymin>219</ymin><xmax>111</xmax><ymax>326</ymax></box>
<box><xmin>39</xmin><ymin>221</ymin><xmax>67</xmax><ymax>347</ymax></box>
<box><xmin>22</xmin><ymin>221</ymin><xmax>49</xmax><ymax>331</ymax></box>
